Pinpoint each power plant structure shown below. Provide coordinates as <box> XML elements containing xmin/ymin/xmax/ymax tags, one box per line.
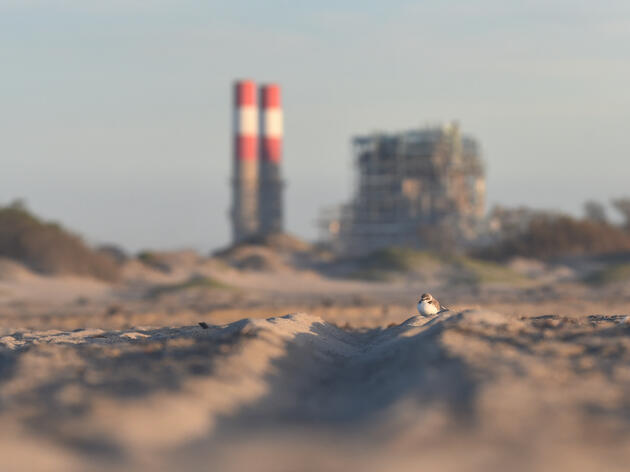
<box><xmin>319</xmin><ymin>122</ymin><xmax>486</xmax><ymax>255</ymax></box>
<box><xmin>230</xmin><ymin>80</ymin><xmax>284</xmax><ymax>244</ymax></box>
<box><xmin>259</xmin><ymin>84</ymin><xmax>284</xmax><ymax>235</ymax></box>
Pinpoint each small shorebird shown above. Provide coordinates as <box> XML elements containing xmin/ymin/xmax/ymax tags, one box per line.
<box><xmin>417</xmin><ymin>293</ymin><xmax>448</xmax><ymax>316</ymax></box>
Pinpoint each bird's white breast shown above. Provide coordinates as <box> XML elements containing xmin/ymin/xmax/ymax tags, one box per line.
<box><xmin>418</xmin><ymin>300</ymin><xmax>438</xmax><ymax>316</ymax></box>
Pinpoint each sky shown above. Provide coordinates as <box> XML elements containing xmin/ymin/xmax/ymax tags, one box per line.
<box><xmin>2</xmin><ymin>0</ymin><xmax>629</xmax><ymax>252</ymax></box>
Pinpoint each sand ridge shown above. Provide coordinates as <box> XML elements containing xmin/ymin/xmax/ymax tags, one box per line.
<box><xmin>0</xmin><ymin>310</ymin><xmax>630</xmax><ymax>471</ymax></box>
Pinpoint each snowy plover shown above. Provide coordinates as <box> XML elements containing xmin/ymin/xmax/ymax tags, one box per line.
<box><xmin>417</xmin><ymin>293</ymin><xmax>447</xmax><ymax>316</ymax></box>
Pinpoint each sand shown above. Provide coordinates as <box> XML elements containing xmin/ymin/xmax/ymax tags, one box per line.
<box><xmin>0</xmin><ymin>309</ymin><xmax>629</xmax><ymax>471</ymax></box>
<box><xmin>2</xmin><ymin>254</ymin><xmax>630</xmax><ymax>471</ymax></box>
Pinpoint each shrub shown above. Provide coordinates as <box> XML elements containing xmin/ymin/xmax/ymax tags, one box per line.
<box><xmin>584</xmin><ymin>263</ymin><xmax>630</xmax><ymax>286</ymax></box>
<box><xmin>349</xmin><ymin>247</ymin><xmax>527</xmax><ymax>285</ymax></box>
<box><xmin>0</xmin><ymin>202</ymin><xmax>120</xmax><ymax>281</ymax></box>
<box><xmin>451</xmin><ymin>256</ymin><xmax>528</xmax><ymax>285</ymax></box>
<box><xmin>349</xmin><ymin>247</ymin><xmax>441</xmax><ymax>280</ymax></box>
<box><xmin>147</xmin><ymin>276</ymin><xmax>229</xmax><ymax>297</ymax></box>
<box><xmin>480</xmin><ymin>215</ymin><xmax>630</xmax><ymax>260</ymax></box>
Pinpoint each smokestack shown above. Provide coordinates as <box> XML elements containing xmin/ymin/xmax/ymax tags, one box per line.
<box><xmin>231</xmin><ymin>80</ymin><xmax>259</xmax><ymax>243</ymax></box>
<box><xmin>259</xmin><ymin>83</ymin><xmax>284</xmax><ymax>235</ymax></box>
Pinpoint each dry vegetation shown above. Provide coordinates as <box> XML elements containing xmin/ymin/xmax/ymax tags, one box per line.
<box><xmin>350</xmin><ymin>247</ymin><xmax>527</xmax><ymax>286</ymax></box>
<box><xmin>147</xmin><ymin>275</ymin><xmax>230</xmax><ymax>298</ymax></box>
<box><xmin>0</xmin><ymin>201</ymin><xmax>120</xmax><ymax>281</ymax></box>
<box><xmin>480</xmin><ymin>215</ymin><xmax>630</xmax><ymax>260</ymax></box>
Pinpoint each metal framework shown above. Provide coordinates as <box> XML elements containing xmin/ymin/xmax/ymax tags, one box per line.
<box><xmin>321</xmin><ymin>123</ymin><xmax>485</xmax><ymax>255</ymax></box>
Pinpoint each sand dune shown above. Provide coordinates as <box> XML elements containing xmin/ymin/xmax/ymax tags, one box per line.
<box><xmin>0</xmin><ymin>310</ymin><xmax>629</xmax><ymax>471</ymax></box>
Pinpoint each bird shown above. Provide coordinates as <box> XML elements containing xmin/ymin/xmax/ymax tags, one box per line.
<box><xmin>417</xmin><ymin>293</ymin><xmax>448</xmax><ymax>316</ymax></box>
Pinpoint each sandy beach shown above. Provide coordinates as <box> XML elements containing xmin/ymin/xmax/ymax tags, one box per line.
<box><xmin>1</xmin><ymin>252</ymin><xmax>630</xmax><ymax>471</ymax></box>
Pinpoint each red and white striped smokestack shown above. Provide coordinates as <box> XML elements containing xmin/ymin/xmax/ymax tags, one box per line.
<box><xmin>260</xmin><ymin>84</ymin><xmax>283</xmax><ymax>163</ymax></box>
<box><xmin>234</xmin><ymin>80</ymin><xmax>258</xmax><ymax>162</ymax></box>
<box><xmin>231</xmin><ymin>80</ymin><xmax>259</xmax><ymax>242</ymax></box>
<box><xmin>258</xmin><ymin>83</ymin><xmax>284</xmax><ymax>235</ymax></box>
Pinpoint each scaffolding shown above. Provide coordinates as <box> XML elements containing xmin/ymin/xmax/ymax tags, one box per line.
<box><xmin>320</xmin><ymin>122</ymin><xmax>486</xmax><ymax>256</ymax></box>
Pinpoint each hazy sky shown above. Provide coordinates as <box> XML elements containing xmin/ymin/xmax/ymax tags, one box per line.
<box><xmin>2</xmin><ymin>0</ymin><xmax>629</xmax><ymax>252</ymax></box>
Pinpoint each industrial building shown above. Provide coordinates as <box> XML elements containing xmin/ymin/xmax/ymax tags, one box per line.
<box><xmin>320</xmin><ymin>122</ymin><xmax>486</xmax><ymax>255</ymax></box>
<box><xmin>230</xmin><ymin>80</ymin><xmax>284</xmax><ymax>244</ymax></box>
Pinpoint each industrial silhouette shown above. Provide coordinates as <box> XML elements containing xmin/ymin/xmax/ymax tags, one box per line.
<box><xmin>320</xmin><ymin>122</ymin><xmax>486</xmax><ymax>255</ymax></box>
<box><xmin>231</xmin><ymin>80</ymin><xmax>284</xmax><ymax>243</ymax></box>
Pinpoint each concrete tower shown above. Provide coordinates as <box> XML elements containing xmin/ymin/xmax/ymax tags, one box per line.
<box><xmin>231</xmin><ymin>80</ymin><xmax>259</xmax><ymax>243</ymax></box>
<box><xmin>258</xmin><ymin>83</ymin><xmax>284</xmax><ymax>235</ymax></box>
